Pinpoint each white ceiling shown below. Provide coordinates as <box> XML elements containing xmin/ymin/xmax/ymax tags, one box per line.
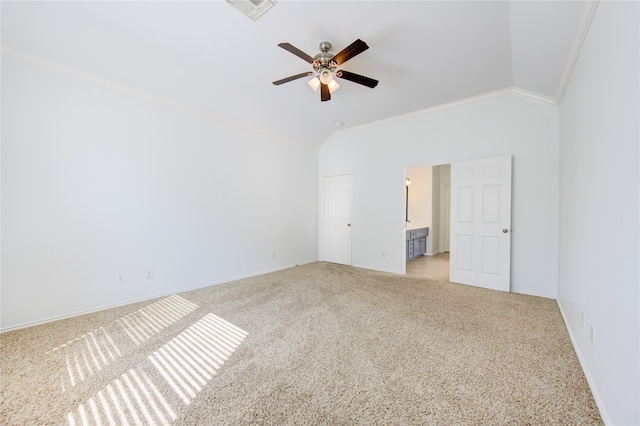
<box><xmin>1</xmin><ymin>1</ymin><xmax>586</xmax><ymax>147</ymax></box>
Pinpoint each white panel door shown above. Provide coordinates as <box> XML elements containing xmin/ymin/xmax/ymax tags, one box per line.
<box><xmin>450</xmin><ymin>155</ymin><xmax>512</xmax><ymax>291</ymax></box>
<box><xmin>322</xmin><ymin>174</ymin><xmax>353</xmax><ymax>265</ymax></box>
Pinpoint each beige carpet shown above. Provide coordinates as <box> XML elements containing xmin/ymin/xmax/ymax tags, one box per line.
<box><xmin>1</xmin><ymin>262</ymin><xmax>602</xmax><ymax>425</ymax></box>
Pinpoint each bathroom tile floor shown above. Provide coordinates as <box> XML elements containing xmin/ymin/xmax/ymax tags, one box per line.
<box><xmin>405</xmin><ymin>252</ymin><xmax>450</xmax><ymax>281</ymax></box>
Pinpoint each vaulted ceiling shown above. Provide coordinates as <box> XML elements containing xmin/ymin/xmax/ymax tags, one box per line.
<box><xmin>1</xmin><ymin>1</ymin><xmax>587</xmax><ymax>147</ymax></box>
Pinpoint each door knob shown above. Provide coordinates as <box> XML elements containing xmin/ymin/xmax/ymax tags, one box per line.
<box><xmin>347</xmin><ymin>223</ymin><xmax>351</xmax><ymax>227</ymax></box>
<box><xmin>502</xmin><ymin>229</ymin><xmax>509</xmax><ymax>233</ymax></box>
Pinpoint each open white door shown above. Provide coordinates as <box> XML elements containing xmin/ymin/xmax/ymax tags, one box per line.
<box><xmin>322</xmin><ymin>174</ymin><xmax>353</xmax><ymax>265</ymax></box>
<box><xmin>450</xmin><ymin>155</ymin><xmax>512</xmax><ymax>291</ymax></box>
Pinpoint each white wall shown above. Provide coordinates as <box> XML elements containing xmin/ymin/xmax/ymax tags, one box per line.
<box><xmin>406</xmin><ymin>165</ymin><xmax>432</xmax><ymax>230</ymax></box>
<box><xmin>1</xmin><ymin>57</ymin><xmax>319</xmax><ymax>330</ymax></box>
<box><xmin>557</xmin><ymin>2</ymin><xmax>639</xmax><ymax>424</ymax></box>
<box><xmin>320</xmin><ymin>91</ymin><xmax>559</xmax><ymax>297</ymax></box>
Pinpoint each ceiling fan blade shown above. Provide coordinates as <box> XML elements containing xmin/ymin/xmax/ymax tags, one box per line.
<box><xmin>330</xmin><ymin>39</ymin><xmax>369</xmax><ymax>66</ymax></box>
<box><xmin>320</xmin><ymin>82</ymin><xmax>331</xmax><ymax>102</ymax></box>
<box><xmin>272</xmin><ymin>71</ymin><xmax>314</xmax><ymax>85</ymax></box>
<box><xmin>335</xmin><ymin>70</ymin><xmax>379</xmax><ymax>88</ymax></box>
<box><xmin>277</xmin><ymin>43</ymin><xmax>315</xmax><ymax>64</ymax></box>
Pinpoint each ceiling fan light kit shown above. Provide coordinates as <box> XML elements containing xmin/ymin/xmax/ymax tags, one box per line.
<box><xmin>308</xmin><ymin>77</ymin><xmax>321</xmax><ymax>92</ymax></box>
<box><xmin>273</xmin><ymin>39</ymin><xmax>378</xmax><ymax>102</ymax></box>
<box><xmin>318</xmin><ymin>68</ymin><xmax>333</xmax><ymax>85</ymax></box>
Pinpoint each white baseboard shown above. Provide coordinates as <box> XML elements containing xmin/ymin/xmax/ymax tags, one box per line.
<box><xmin>1</xmin><ymin>259</ymin><xmax>318</xmax><ymax>333</ymax></box>
<box><xmin>556</xmin><ymin>299</ymin><xmax>611</xmax><ymax>425</ymax></box>
<box><xmin>352</xmin><ymin>263</ymin><xmax>402</xmax><ymax>275</ymax></box>
<box><xmin>511</xmin><ymin>288</ymin><xmax>556</xmax><ymax>299</ymax></box>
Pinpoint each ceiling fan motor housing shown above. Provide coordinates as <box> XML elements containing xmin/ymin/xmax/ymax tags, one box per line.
<box><xmin>313</xmin><ymin>41</ymin><xmax>337</xmax><ymax>73</ymax></box>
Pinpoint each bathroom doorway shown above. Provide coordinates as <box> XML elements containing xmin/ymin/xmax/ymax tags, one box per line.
<box><xmin>405</xmin><ymin>163</ymin><xmax>451</xmax><ymax>281</ymax></box>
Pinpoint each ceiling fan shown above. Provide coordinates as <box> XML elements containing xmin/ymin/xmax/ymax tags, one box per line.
<box><xmin>272</xmin><ymin>39</ymin><xmax>379</xmax><ymax>102</ymax></box>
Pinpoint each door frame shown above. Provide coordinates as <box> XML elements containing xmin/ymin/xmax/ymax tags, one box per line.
<box><xmin>404</xmin><ymin>156</ymin><xmax>512</xmax><ymax>291</ymax></box>
<box><xmin>403</xmin><ymin>163</ymin><xmax>450</xmax><ymax>275</ymax></box>
<box><xmin>440</xmin><ymin>184</ymin><xmax>451</xmax><ymax>253</ymax></box>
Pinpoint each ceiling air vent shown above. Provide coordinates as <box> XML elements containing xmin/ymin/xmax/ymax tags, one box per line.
<box><xmin>227</xmin><ymin>0</ymin><xmax>277</xmax><ymax>21</ymax></box>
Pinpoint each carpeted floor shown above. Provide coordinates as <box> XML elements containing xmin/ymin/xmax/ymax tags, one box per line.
<box><xmin>0</xmin><ymin>262</ymin><xmax>602</xmax><ymax>425</ymax></box>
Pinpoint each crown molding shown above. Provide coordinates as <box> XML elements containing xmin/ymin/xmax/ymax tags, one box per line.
<box><xmin>326</xmin><ymin>86</ymin><xmax>557</xmax><ymax>145</ymax></box>
<box><xmin>510</xmin><ymin>87</ymin><xmax>557</xmax><ymax>105</ymax></box>
<box><xmin>0</xmin><ymin>45</ymin><xmax>316</xmax><ymax>150</ymax></box>
<box><xmin>555</xmin><ymin>0</ymin><xmax>599</xmax><ymax>104</ymax></box>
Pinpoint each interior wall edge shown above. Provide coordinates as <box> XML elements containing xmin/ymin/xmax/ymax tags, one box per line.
<box><xmin>554</xmin><ymin>0</ymin><xmax>599</xmax><ymax>104</ymax></box>
<box><xmin>556</xmin><ymin>298</ymin><xmax>611</xmax><ymax>425</ymax></box>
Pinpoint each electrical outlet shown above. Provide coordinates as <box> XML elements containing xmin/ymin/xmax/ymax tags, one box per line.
<box><xmin>117</xmin><ymin>273</ymin><xmax>125</xmax><ymax>284</ymax></box>
<box><xmin>146</xmin><ymin>269</ymin><xmax>154</xmax><ymax>279</ymax></box>
<box><xmin>272</xmin><ymin>251</ymin><xmax>276</xmax><ymax>258</ymax></box>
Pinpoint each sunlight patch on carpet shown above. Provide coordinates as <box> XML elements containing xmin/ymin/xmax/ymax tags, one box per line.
<box><xmin>116</xmin><ymin>295</ymin><xmax>199</xmax><ymax>345</ymax></box>
<box><xmin>67</xmin><ymin>368</ymin><xmax>176</xmax><ymax>426</ymax></box>
<box><xmin>46</xmin><ymin>295</ymin><xmax>198</xmax><ymax>391</ymax></box>
<box><xmin>149</xmin><ymin>313</ymin><xmax>248</xmax><ymax>405</ymax></box>
<box><xmin>65</xmin><ymin>313</ymin><xmax>248</xmax><ymax>424</ymax></box>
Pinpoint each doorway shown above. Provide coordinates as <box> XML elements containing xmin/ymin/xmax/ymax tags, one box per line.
<box><xmin>405</xmin><ymin>164</ymin><xmax>451</xmax><ymax>280</ymax></box>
